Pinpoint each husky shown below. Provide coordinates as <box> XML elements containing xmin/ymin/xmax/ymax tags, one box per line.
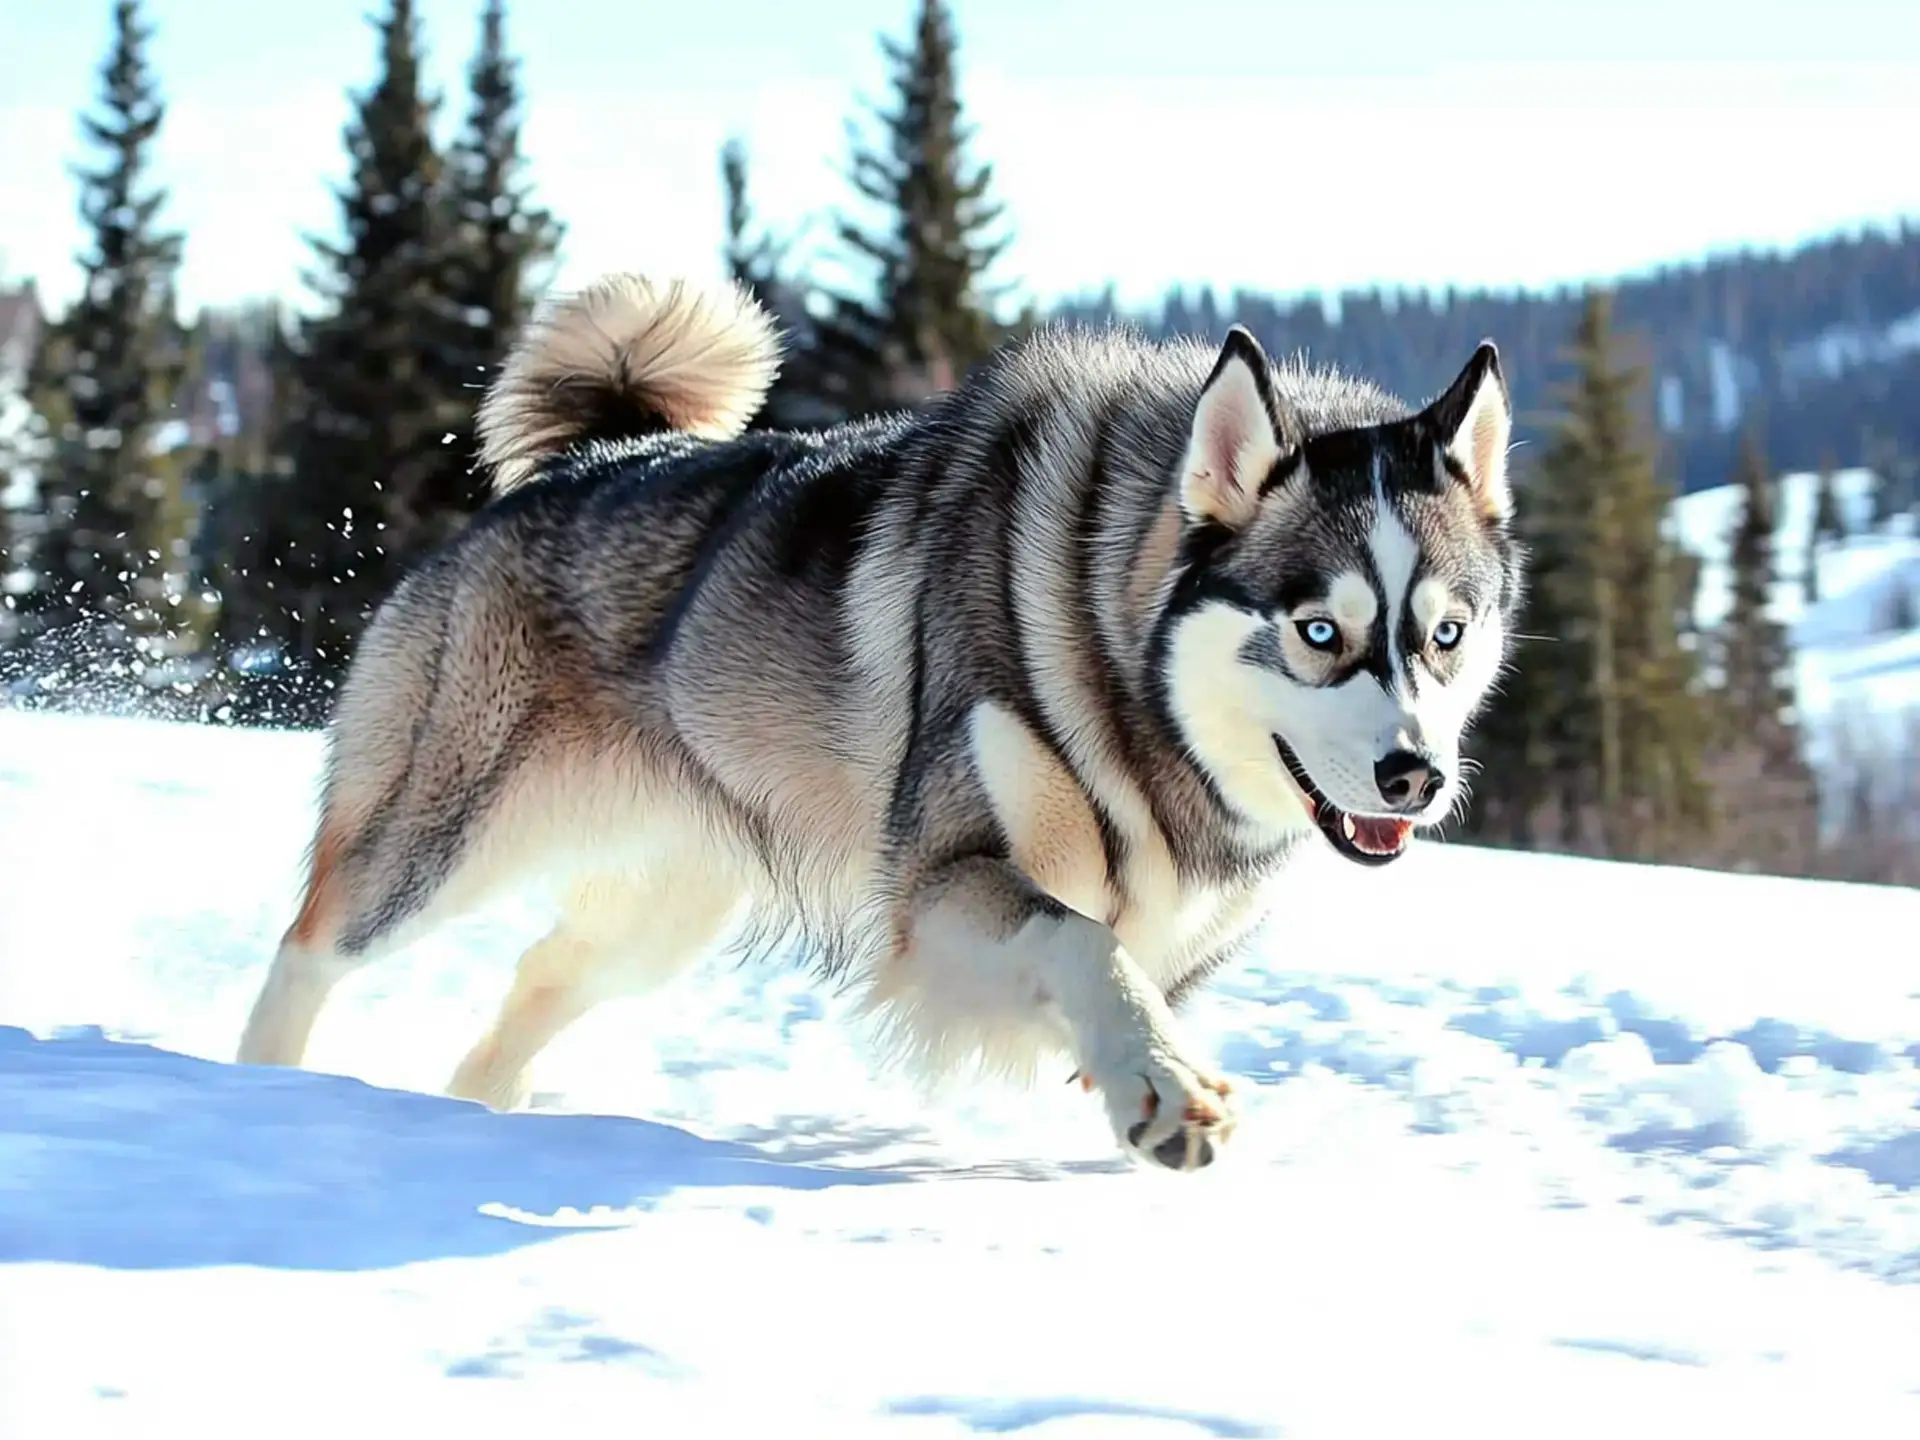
<box><xmin>235</xmin><ymin>273</ymin><xmax>1522</xmax><ymax>1171</ymax></box>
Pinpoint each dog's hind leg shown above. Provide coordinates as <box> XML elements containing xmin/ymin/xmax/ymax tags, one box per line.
<box><xmin>235</xmin><ymin>816</ymin><xmax>367</xmax><ymax>1068</ymax></box>
<box><xmin>236</xmin><ymin>558</ymin><xmax>551</xmax><ymax>1071</ymax></box>
<box><xmin>235</xmin><ymin>776</ymin><xmax>491</xmax><ymax>1069</ymax></box>
<box><xmin>445</xmin><ymin>863</ymin><xmax>746</xmax><ymax>1111</ymax></box>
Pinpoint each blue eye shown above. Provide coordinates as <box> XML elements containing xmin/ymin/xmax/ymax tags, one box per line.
<box><xmin>1297</xmin><ymin>618</ymin><xmax>1340</xmax><ymax>652</ymax></box>
<box><xmin>1432</xmin><ymin>620</ymin><xmax>1464</xmax><ymax>651</ymax></box>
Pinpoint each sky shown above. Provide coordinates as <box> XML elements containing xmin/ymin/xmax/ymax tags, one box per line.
<box><xmin>1</xmin><ymin>0</ymin><xmax>1917</xmax><ymax>318</ymax></box>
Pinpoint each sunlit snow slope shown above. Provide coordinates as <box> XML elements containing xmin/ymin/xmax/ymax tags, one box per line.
<box><xmin>2</xmin><ymin>710</ymin><xmax>1918</xmax><ymax>1439</ymax></box>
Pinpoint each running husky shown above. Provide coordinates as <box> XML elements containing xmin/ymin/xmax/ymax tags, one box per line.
<box><xmin>236</xmin><ymin>273</ymin><xmax>1522</xmax><ymax>1170</ymax></box>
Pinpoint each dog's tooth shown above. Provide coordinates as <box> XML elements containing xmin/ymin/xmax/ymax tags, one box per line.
<box><xmin>1341</xmin><ymin>814</ymin><xmax>1356</xmax><ymax>841</ymax></box>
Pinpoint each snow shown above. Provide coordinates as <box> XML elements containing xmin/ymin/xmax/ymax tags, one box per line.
<box><xmin>2</xmin><ymin>708</ymin><xmax>1918</xmax><ymax>1438</ymax></box>
<box><xmin>1778</xmin><ymin>307</ymin><xmax>1920</xmax><ymax>384</ymax></box>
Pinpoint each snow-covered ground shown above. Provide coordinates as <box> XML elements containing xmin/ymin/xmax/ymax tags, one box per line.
<box><xmin>2</xmin><ymin>709</ymin><xmax>1918</xmax><ymax>1438</ymax></box>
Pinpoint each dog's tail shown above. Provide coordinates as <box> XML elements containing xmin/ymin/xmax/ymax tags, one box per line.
<box><xmin>475</xmin><ymin>273</ymin><xmax>783</xmax><ymax>497</ymax></box>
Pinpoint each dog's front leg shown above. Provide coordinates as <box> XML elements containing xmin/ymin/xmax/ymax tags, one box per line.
<box><xmin>902</xmin><ymin>855</ymin><xmax>1236</xmax><ymax>1170</ymax></box>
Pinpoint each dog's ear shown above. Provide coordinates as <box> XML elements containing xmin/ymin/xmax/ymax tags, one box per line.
<box><xmin>1427</xmin><ymin>341</ymin><xmax>1512</xmax><ymax>523</ymax></box>
<box><xmin>1179</xmin><ymin>326</ymin><xmax>1289</xmax><ymax>530</ymax></box>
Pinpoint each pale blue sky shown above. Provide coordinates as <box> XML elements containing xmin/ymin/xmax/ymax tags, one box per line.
<box><xmin>2</xmin><ymin>0</ymin><xmax>1916</xmax><ymax>317</ymax></box>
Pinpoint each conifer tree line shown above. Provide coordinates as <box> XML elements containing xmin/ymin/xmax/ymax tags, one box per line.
<box><xmin>1458</xmin><ymin>295</ymin><xmax>1904</xmax><ymax>882</ymax></box>
<box><xmin>0</xmin><ymin>0</ymin><xmax>1914</xmax><ymax>885</ymax></box>
<box><xmin>0</xmin><ymin>0</ymin><xmax>1016</xmax><ymax>722</ymax></box>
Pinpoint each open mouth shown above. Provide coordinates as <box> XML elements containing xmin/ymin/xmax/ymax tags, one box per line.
<box><xmin>1273</xmin><ymin>737</ymin><xmax>1414</xmax><ymax>867</ymax></box>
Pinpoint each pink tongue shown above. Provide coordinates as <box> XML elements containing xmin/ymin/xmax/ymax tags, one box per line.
<box><xmin>1351</xmin><ymin>817</ymin><xmax>1414</xmax><ymax>854</ymax></box>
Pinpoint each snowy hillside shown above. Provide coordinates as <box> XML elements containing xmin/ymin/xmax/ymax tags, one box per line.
<box><xmin>1670</xmin><ymin>468</ymin><xmax>1920</xmax><ymax>749</ymax></box>
<box><xmin>1</xmin><ymin>709</ymin><xmax>1917</xmax><ymax>1437</ymax></box>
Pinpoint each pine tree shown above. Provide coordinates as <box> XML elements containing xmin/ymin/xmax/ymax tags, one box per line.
<box><xmin>812</xmin><ymin>0</ymin><xmax>1013</xmax><ymax>417</ymax></box>
<box><xmin>1718</xmin><ymin>435</ymin><xmax>1801</xmax><ymax>746</ymax></box>
<box><xmin>0</xmin><ymin>281</ymin><xmax>41</xmax><ymax>644</ymax></box>
<box><xmin>1720</xmin><ymin>433</ymin><xmax>1784</xmax><ymax>718</ymax></box>
<box><xmin>1712</xmin><ymin>432</ymin><xmax>1818</xmax><ymax>869</ymax></box>
<box><xmin>1454</xmin><ymin>460</ymin><xmax>1561</xmax><ymax>851</ymax></box>
<box><xmin>1805</xmin><ymin>455</ymin><xmax>1841</xmax><ymax>603</ymax></box>
<box><xmin>4</xmin><ymin>0</ymin><xmax>191</xmax><ymax>705</ymax></box>
<box><xmin>0</xmin><ymin>396</ymin><xmax>31</xmax><ymax>651</ymax></box>
<box><xmin>1886</xmin><ymin>580</ymin><xmax>1919</xmax><ymax>634</ymax></box>
<box><xmin>1581</xmin><ymin>297</ymin><xmax>1714</xmax><ymax>861</ymax></box>
<box><xmin>722</xmin><ymin>137</ymin><xmax>784</xmax><ymax>300</ymax></box>
<box><xmin>1465</xmin><ymin>290</ymin><xmax>1712</xmax><ymax>861</ymax></box>
<box><xmin>196</xmin><ymin>305</ymin><xmax>308</xmax><ymax>724</ymax></box>
<box><xmin>271</xmin><ymin>0</ymin><xmax>458</xmax><ymax>720</ymax></box>
<box><xmin>719</xmin><ymin>137</ymin><xmax>827</xmax><ymax>429</ymax></box>
<box><xmin>1887</xmin><ymin>450</ymin><xmax>1920</xmax><ymax>526</ymax></box>
<box><xmin>437</xmin><ymin>0</ymin><xmax>563</xmax><ymax>525</ymax></box>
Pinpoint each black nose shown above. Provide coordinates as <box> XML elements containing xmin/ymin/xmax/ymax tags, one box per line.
<box><xmin>1374</xmin><ymin>750</ymin><xmax>1444</xmax><ymax>811</ymax></box>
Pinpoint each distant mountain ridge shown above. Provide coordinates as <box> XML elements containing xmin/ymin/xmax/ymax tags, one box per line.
<box><xmin>1053</xmin><ymin>219</ymin><xmax>1920</xmax><ymax>496</ymax></box>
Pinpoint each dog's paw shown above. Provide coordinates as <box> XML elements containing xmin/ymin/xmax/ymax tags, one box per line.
<box><xmin>444</xmin><ymin>1051</ymin><xmax>530</xmax><ymax>1113</ymax></box>
<box><xmin>1081</xmin><ymin>1053</ymin><xmax>1236</xmax><ymax>1171</ymax></box>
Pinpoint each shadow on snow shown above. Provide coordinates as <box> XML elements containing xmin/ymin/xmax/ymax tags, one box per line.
<box><xmin>0</xmin><ymin>1025</ymin><xmax>905</xmax><ymax>1273</ymax></box>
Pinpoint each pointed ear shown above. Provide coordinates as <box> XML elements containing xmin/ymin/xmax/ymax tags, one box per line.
<box><xmin>1427</xmin><ymin>341</ymin><xmax>1512</xmax><ymax>523</ymax></box>
<box><xmin>1179</xmin><ymin>325</ymin><xmax>1288</xmax><ymax>530</ymax></box>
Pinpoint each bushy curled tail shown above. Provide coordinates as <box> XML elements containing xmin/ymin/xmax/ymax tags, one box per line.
<box><xmin>475</xmin><ymin>273</ymin><xmax>783</xmax><ymax>497</ymax></box>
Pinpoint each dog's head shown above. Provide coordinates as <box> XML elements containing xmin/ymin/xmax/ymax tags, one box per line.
<box><xmin>1155</xmin><ymin>327</ymin><xmax>1523</xmax><ymax>866</ymax></box>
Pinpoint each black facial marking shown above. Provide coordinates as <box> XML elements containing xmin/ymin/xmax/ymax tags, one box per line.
<box><xmin>1237</xmin><ymin>623</ymin><xmax>1289</xmax><ymax>677</ymax></box>
<box><xmin>1272</xmin><ymin>570</ymin><xmax>1331</xmax><ymax>616</ymax></box>
<box><xmin>1296</xmin><ymin>426</ymin><xmax>1380</xmax><ymax>505</ymax></box>
<box><xmin>1353</xmin><ymin>535</ymin><xmax>1394</xmax><ymax>688</ymax></box>
<box><xmin>1164</xmin><ymin>521</ymin><xmax>1262</xmax><ymax>619</ymax></box>
<box><xmin>1255</xmin><ymin>448</ymin><xmax>1306</xmax><ymax>499</ymax></box>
